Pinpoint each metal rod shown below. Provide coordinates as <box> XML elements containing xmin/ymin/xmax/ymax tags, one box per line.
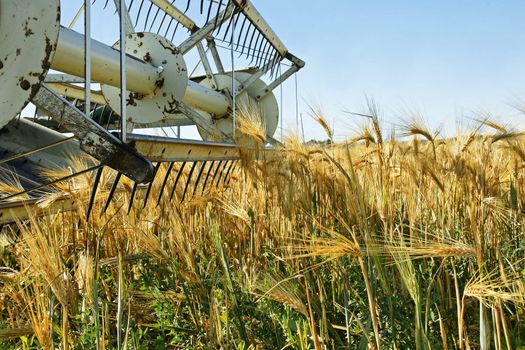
<box><xmin>84</xmin><ymin>0</ymin><xmax>91</xmax><ymax>118</ymax></box>
<box><xmin>231</xmin><ymin>10</ymin><xmax>236</xmax><ymax>140</ymax></box>
<box><xmin>119</xmin><ymin>0</ymin><xmax>128</xmax><ymax>143</ymax></box>
<box><xmin>0</xmin><ymin>164</ymin><xmax>102</xmax><ymax>202</ymax></box>
<box><xmin>0</xmin><ymin>137</ymin><xmax>75</xmax><ymax>165</ymax></box>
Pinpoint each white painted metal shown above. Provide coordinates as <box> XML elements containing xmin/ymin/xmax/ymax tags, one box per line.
<box><xmin>0</xmin><ymin>0</ymin><xmax>60</xmax><ymax>128</ymax></box>
<box><xmin>101</xmin><ymin>32</ymin><xmax>188</xmax><ymax>124</ymax></box>
<box><xmin>53</xmin><ymin>27</ymin><xmax>161</xmax><ymax>96</ymax></box>
<box><xmin>197</xmin><ymin>72</ymin><xmax>278</xmax><ymax>143</ymax></box>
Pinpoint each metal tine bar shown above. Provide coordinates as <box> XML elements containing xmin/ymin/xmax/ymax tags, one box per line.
<box><xmin>156</xmin><ymin>161</ymin><xmax>174</xmax><ymax>207</ymax></box>
<box><xmin>168</xmin><ymin>161</ymin><xmax>187</xmax><ymax>202</ymax></box>
<box><xmin>225</xmin><ymin>160</ymin><xmax>238</xmax><ymax>186</ymax></box>
<box><xmin>222</xmin><ymin>159</ymin><xmax>236</xmax><ymax>185</ymax></box>
<box><xmin>201</xmin><ymin>160</ymin><xmax>215</xmax><ymax>194</ymax></box>
<box><xmin>215</xmin><ymin>159</ymin><xmax>230</xmax><ymax>186</ymax></box>
<box><xmin>0</xmin><ymin>164</ymin><xmax>102</xmax><ymax>202</ymax></box>
<box><xmin>127</xmin><ymin>181</ymin><xmax>138</xmax><ymax>214</ymax></box>
<box><xmin>142</xmin><ymin>162</ymin><xmax>162</xmax><ymax>208</ymax></box>
<box><xmin>192</xmin><ymin>161</ymin><xmax>208</xmax><ymax>197</ymax></box>
<box><xmin>180</xmin><ymin>161</ymin><xmax>197</xmax><ymax>203</ymax></box>
<box><xmin>86</xmin><ymin>166</ymin><xmax>104</xmax><ymax>221</ymax></box>
<box><xmin>102</xmin><ymin>172</ymin><xmax>122</xmax><ymax>213</ymax></box>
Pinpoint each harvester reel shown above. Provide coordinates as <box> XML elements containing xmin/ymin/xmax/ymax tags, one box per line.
<box><xmin>0</xmin><ymin>0</ymin><xmax>60</xmax><ymax>128</ymax></box>
<box><xmin>0</xmin><ymin>0</ymin><xmax>305</xmax><ymax>221</ymax></box>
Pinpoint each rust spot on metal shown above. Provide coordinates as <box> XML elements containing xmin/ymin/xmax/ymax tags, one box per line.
<box><xmin>23</xmin><ymin>19</ymin><xmax>35</xmax><ymax>37</ymax></box>
<box><xmin>158</xmin><ymin>40</ymin><xmax>180</xmax><ymax>55</ymax></box>
<box><xmin>143</xmin><ymin>52</ymin><xmax>152</xmax><ymax>62</ymax></box>
<box><xmin>16</xmin><ymin>48</ymin><xmax>21</xmax><ymax>56</ymax></box>
<box><xmin>155</xmin><ymin>77</ymin><xmax>165</xmax><ymax>89</ymax></box>
<box><xmin>127</xmin><ymin>93</ymin><xmax>138</xmax><ymax>107</ymax></box>
<box><xmin>20</xmin><ymin>80</ymin><xmax>30</xmax><ymax>91</ymax></box>
<box><xmin>137</xmin><ymin>33</ymin><xmax>145</xmax><ymax>38</ymax></box>
<box><xmin>0</xmin><ymin>61</ymin><xmax>3</xmax><ymax>70</ymax></box>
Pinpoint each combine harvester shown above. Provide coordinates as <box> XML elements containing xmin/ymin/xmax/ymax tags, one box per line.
<box><xmin>0</xmin><ymin>0</ymin><xmax>304</xmax><ymax>222</ymax></box>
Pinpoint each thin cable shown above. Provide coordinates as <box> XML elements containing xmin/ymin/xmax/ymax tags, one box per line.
<box><xmin>231</xmin><ymin>12</ymin><xmax>236</xmax><ymax>139</ymax></box>
<box><xmin>294</xmin><ymin>72</ymin><xmax>299</xmax><ymax>134</ymax></box>
<box><xmin>84</xmin><ymin>0</ymin><xmax>91</xmax><ymax>119</ymax></box>
<box><xmin>0</xmin><ymin>137</ymin><xmax>75</xmax><ymax>165</ymax></box>
<box><xmin>279</xmin><ymin>63</ymin><xmax>283</xmax><ymax>142</ymax></box>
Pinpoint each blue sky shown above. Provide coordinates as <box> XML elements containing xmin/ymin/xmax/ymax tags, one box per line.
<box><xmin>61</xmin><ymin>1</ymin><xmax>525</xmax><ymax>140</ymax></box>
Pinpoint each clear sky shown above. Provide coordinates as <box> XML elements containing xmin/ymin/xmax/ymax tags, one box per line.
<box><xmin>61</xmin><ymin>1</ymin><xmax>525</xmax><ymax>141</ymax></box>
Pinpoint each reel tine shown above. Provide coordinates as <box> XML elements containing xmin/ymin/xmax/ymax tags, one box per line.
<box><xmin>210</xmin><ymin>160</ymin><xmax>223</xmax><ymax>188</ymax></box>
<box><xmin>156</xmin><ymin>161</ymin><xmax>175</xmax><ymax>207</ymax></box>
<box><xmin>223</xmin><ymin>160</ymin><xmax>236</xmax><ymax>185</ymax></box>
<box><xmin>215</xmin><ymin>160</ymin><xmax>230</xmax><ymax>186</ymax></box>
<box><xmin>102</xmin><ymin>172</ymin><xmax>122</xmax><ymax>213</ymax></box>
<box><xmin>143</xmin><ymin>1</ymin><xmax>155</xmax><ymax>31</ymax></box>
<box><xmin>135</xmin><ymin>0</ymin><xmax>145</xmax><ymax>28</ymax></box>
<box><xmin>256</xmin><ymin>40</ymin><xmax>270</xmax><ymax>68</ymax></box>
<box><xmin>192</xmin><ymin>161</ymin><xmax>208</xmax><ymax>197</ymax></box>
<box><xmin>142</xmin><ymin>162</ymin><xmax>162</xmax><ymax>208</ymax></box>
<box><xmin>127</xmin><ymin>181</ymin><xmax>138</xmax><ymax>214</ymax></box>
<box><xmin>221</xmin><ymin>11</ymin><xmax>237</xmax><ymax>41</ymax></box>
<box><xmin>201</xmin><ymin>160</ymin><xmax>215</xmax><ymax>194</ymax></box>
<box><xmin>169</xmin><ymin>161</ymin><xmax>187</xmax><ymax>202</ymax></box>
<box><xmin>213</xmin><ymin>0</ymin><xmax>224</xmax><ymax>29</ymax></box>
<box><xmin>200</xmin><ymin>0</ymin><xmax>204</xmax><ymax>14</ymax></box>
<box><xmin>245</xmin><ymin>23</ymin><xmax>257</xmax><ymax>59</ymax></box>
<box><xmin>148</xmin><ymin>6</ymin><xmax>162</xmax><ymax>32</ymax></box>
<box><xmin>225</xmin><ymin>160</ymin><xmax>238</xmax><ymax>186</ymax></box>
<box><xmin>86</xmin><ymin>166</ymin><xmax>104</xmax><ymax>221</ymax></box>
<box><xmin>239</xmin><ymin>23</ymin><xmax>253</xmax><ymax>57</ymax></box>
<box><xmin>180</xmin><ymin>161</ymin><xmax>197</xmax><ymax>203</ymax></box>
<box><xmin>235</xmin><ymin>15</ymin><xmax>248</xmax><ymax>51</ymax></box>
<box><xmin>205</xmin><ymin>0</ymin><xmax>214</xmax><ymax>25</ymax></box>
<box><xmin>249</xmin><ymin>31</ymin><xmax>262</xmax><ymax>64</ymax></box>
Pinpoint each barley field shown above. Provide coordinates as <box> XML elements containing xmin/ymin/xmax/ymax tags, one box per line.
<box><xmin>1</xmin><ymin>108</ymin><xmax>524</xmax><ymax>349</ymax></box>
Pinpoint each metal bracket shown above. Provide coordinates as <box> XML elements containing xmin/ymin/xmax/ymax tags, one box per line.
<box><xmin>32</xmin><ymin>84</ymin><xmax>155</xmax><ymax>183</ymax></box>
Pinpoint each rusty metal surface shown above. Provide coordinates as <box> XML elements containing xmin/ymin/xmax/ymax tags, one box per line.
<box><xmin>32</xmin><ymin>84</ymin><xmax>155</xmax><ymax>183</ymax></box>
<box><xmin>0</xmin><ymin>0</ymin><xmax>61</xmax><ymax>128</ymax></box>
<box><xmin>129</xmin><ymin>134</ymin><xmax>241</xmax><ymax>162</ymax></box>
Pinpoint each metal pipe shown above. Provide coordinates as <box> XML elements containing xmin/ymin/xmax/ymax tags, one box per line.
<box><xmin>52</xmin><ymin>26</ymin><xmax>231</xmax><ymax>117</ymax></box>
<box><xmin>52</xmin><ymin>27</ymin><xmax>161</xmax><ymax>96</ymax></box>
<box><xmin>183</xmin><ymin>80</ymin><xmax>230</xmax><ymax>116</ymax></box>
